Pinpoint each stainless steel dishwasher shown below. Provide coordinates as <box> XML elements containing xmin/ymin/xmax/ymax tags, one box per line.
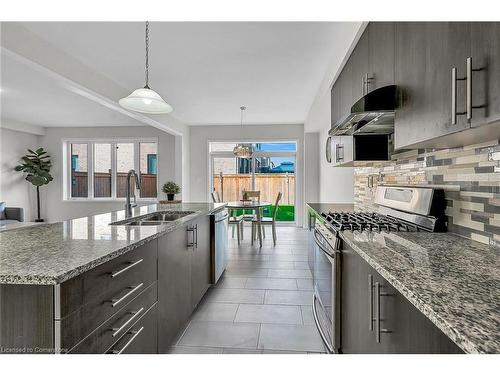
<box><xmin>210</xmin><ymin>209</ymin><xmax>229</xmax><ymax>283</ymax></box>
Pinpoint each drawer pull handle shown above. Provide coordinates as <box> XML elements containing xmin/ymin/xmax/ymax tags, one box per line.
<box><xmin>110</xmin><ymin>283</ymin><xmax>144</xmax><ymax>307</ymax></box>
<box><xmin>111</xmin><ymin>326</ymin><xmax>144</xmax><ymax>354</ymax></box>
<box><xmin>111</xmin><ymin>307</ymin><xmax>145</xmax><ymax>337</ymax></box>
<box><xmin>110</xmin><ymin>259</ymin><xmax>144</xmax><ymax>278</ymax></box>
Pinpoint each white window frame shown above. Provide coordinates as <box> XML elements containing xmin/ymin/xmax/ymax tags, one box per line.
<box><xmin>62</xmin><ymin>137</ymin><xmax>159</xmax><ymax>202</ymax></box>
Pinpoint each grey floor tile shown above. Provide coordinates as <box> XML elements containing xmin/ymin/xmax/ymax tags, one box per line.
<box><xmin>269</xmin><ymin>254</ymin><xmax>308</xmax><ymax>262</ymax></box>
<box><xmin>168</xmin><ymin>345</ymin><xmax>223</xmax><ymax>354</ymax></box>
<box><xmin>296</xmin><ymin>278</ymin><xmax>314</xmax><ymax>291</ymax></box>
<box><xmin>225</xmin><ymin>267</ymin><xmax>269</xmax><ymax>278</ymax></box>
<box><xmin>258</xmin><ymin>324</ymin><xmax>325</xmax><ymax>352</ymax></box>
<box><xmin>222</xmin><ymin>348</ymin><xmax>263</xmax><ymax>354</ymax></box>
<box><xmin>228</xmin><ymin>260</ymin><xmax>295</xmax><ymax>269</ymax></box>
<box><xmin>300</xmin><ymin>306</ymin><xmax>314</xmax><ymax>325</ymax></box>
<box><xmin>192</xmin><ymin>302</ymin><xmax>239</xmax><ymax>322</ymax></box>
<box><xmin>268</xmin><ymin>269</ymin><xmax>312</xmax><ymax>279</ymax></box>
<box><xmin>245</xmin><ymin>277</ymin><xmax>297</xmax><ymax>290</ymax></box>
<box><xmin>264</xmin><ymin>290</ymin><xmax>313</xmax><ymax>305</ymax></box>
<box><xmin>206</xmin><ymin>288</ymin><xmax>265</xmax><ymax>304</ymax></box>
<box><xmin>178</xmin><ymin>321</ymin><xmax>260</xmax><ymax>349</ymax></box>
<box><xmin>293</xmin><ymin>261</ymin><xmax>310</xmax><ymax>270</ymax></box>
<box><xmin>215</xmin><ymin>276</ymin><xmax>247</xmax><ymax>289</ymax></box>
<box><xmin>262</xmin><ymin>349</ymin><xmax>307</xmax><ymax>354</ymax></box>
<box><xmin>235</xmin><ymin>304</ymin><xmax>302</xmax><ymax>324</ymax></box>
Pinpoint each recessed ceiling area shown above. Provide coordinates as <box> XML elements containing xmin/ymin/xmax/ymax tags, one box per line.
<box><xmin>0</xmin><ymin>52</ymin><xmax>145</xmax><ymax>128</ymax></box>
<box><xmin>15</xmin><ymin>22</ymin><xmax>360</xmax><ymax>126</ymax></box>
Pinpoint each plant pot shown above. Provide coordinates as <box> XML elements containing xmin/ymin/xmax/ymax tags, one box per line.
<box><xmin>167</xmin><ymin>193</ymin><xmax>175</xmax><ymax>201</ymax></box>
<box><xmin>35</xmin><ymin>219</ymin><xmax>44</xmax><ymax>223</ymax></box>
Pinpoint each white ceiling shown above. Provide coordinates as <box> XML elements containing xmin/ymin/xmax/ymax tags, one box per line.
<box><xmin>13</xmin><ymin>22</ymin><xmax>358</xmax><ymax>126</ymax></box>
<box><xmin>0</xmin><ymin>52</ymin><xmax>145</xmax><ymax>128</ymax></box>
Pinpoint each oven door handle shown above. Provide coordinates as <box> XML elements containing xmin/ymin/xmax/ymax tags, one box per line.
<box><xmin>313</xmin><ymin>228</ymin><xmax>336</xmax><ymax>259</ymax></box>
<box><xmin>312</xmin><ymin>292</ymin><xmax>334</xmax><ymax>354</ymax></box>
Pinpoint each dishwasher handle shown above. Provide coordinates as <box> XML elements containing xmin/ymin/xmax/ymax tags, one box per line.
<box><xmin>215</xmin><ymin>213</ymin><xmax>229</xmax><ymax>223</ymax></box>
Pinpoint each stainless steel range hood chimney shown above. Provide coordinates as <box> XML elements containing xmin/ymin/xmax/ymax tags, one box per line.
<box><xmin>329</xmin><ymin>85</ymin><xmax>398</xmax><ymax>136</ymax></box>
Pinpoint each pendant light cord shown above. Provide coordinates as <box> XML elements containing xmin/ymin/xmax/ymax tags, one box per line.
<box><xmin>145</xmin><ymin>21</ymin><xmax>150</xmax><ymax>89</ymax></box>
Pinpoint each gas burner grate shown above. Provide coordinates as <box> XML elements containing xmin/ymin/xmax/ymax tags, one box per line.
<box><xmin>321</xmin><ymin>211</ymin><xmax>423</xmax><ymax>233</ymax></box>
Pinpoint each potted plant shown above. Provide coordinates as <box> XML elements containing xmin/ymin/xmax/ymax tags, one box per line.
<box><xmin>15</xmin><ymin>148</ymin><xmax>53</xmax><ymax>222</ymax></box>
<box><xmin>162</xmin><ymin>181</ymin><xmax>180</xmax><ymax>201</ymax></box>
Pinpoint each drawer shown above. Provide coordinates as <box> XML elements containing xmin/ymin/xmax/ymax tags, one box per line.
<box><xmin>60</xmin><ymin>239</ymin><xmax>158</xmax><ymax>318</ymax></box>
<box><xmin>67</xmin><ymin>282</ymin><xmax>157</xmax><ymax>353</ymax></box>
<box><xmin>106</xmin><ymin>303</ymin><xmax>158</xmax><ymax>354</ymax></box>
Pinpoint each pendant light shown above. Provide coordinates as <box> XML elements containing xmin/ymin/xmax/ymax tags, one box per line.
<box><xmin>233</xmin><ymin>106</ymin><xmax>253</xmax><ymax>159</ymax></box>
<box><xmin>119</xmin><ymin>22</ymin><xmax>173</xmax><ymax>114</ymax></box>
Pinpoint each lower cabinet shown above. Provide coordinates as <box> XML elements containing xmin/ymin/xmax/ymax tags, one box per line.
<box><xmin>157</xmin><ymin>214</ymin><xmax>212</xmax><ymax>353</ymax></box>
<box><xmin>190</xmin><ymin>215</ymin><xmax>211</xmax><ymax>310</ymax></box>
<box><xmin>341</xmin><ymin>244</ymin><xmax>463</xmax><ymax>354</ymax></box>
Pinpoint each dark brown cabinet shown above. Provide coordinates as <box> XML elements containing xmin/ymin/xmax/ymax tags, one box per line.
<box><xmin>470</xmin><ymin>22</ymin><xmax>500</xmax><ymax>128</ymax></box>
<box><xmin>330</xmin><ymin>79</ymin><xmax>340</xmax><ymax>126</ymax></box>
<box><xmin>157</xmin><ymin>214</ymin><xmax>212</xmax><ymax>353</ymax></box>
<box><xmin>341</xmin><ymin>243</ymin><xmax>463</xmax><ymax>354</ymax></box>
<box><xmin>157</xmin><ymin>224</ymin><xmax>192</xmax><ymax>353</ymax></box>
<box><xmin>394</xmin><ymin>22</ymin><xmax>471</xmax><ymax>149</ymax></box>
<box><xmin>190</xmin><ymin>216</ymin><xmax>211</xmax><ymax>310</ymax></box>
<box><xmin>368</xmin><ymin>22</ymin><xmax>395</xmax><ymax>90</ymax></box>
<box><xmin>348</xmin><ymin>29</ymin><xmax>370</xmax><ymax>102</ymax></box>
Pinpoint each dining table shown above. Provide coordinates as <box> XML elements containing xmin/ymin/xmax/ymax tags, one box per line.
<box><xmin>225</xmin><ymin>201</ymin><xmax>272</xmax><ymax>248</ymax></box>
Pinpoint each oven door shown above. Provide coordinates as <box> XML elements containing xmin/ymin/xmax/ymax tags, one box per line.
<box><xmin>312</xmin><ymin>225</ymin><xmax>340</xmax><ymax>353</ymax></box>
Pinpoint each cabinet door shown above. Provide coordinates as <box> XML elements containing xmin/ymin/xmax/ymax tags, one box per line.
<box><xmin>331</xmin><ymin>81</ymin><xmax>340</xmax><ymax>126</ymax></box>
<box><xmin>349</xmin><ymin>28</ymin><xmax>370</xmax><ymax>102</ymax></box>
<box><xmin>470</xmin><ymin>22</ymin><xmax>500</xmax><ymax>127</ymax></box>
<box><xmin>338</xmin><ymin>62</ymin><xmax>352</xmax><ymax>120</ymax></box>
<box><xmin>190</xmin><ymin>215</ymin><xmax>211</xmax><ymax>309</ymax></box>
<box><xmin>157</xmin><ymin>225</ymin><xmax>192</xmax><ymax>352</ymax></box>
<box><xmin>395</xmin><ymin>22</ymin><xmax>471</xmax><ymax>149</ymax></box>
<box><xmin>368</xmin><ymin>22</ymin><xmax>395</xmax><ymax>91</ymax></box>
<box><xmin>373</xmin><ymin>273</ymin><xmax>410</xmax><ymax>353</ymax></box>
<box><xmin>341</xmin><ymin>246</ymin><xmax>376</xmax><ymax>353</ymax></box>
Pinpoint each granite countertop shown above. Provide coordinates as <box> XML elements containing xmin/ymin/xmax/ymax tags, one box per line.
<box><xmin>0</xmin><ymin>202</ymin><xmax>226</xmax><ymax>286</ymax></box>
<box><xmin>307</xmin><ymin>203</ymin><xmax>500</xmax><ymax>354</ymax></box>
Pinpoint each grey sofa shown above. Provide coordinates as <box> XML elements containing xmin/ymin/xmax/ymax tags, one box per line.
<box><xmin>0</xmin><ymin>203</ymin><xmax>24</xmax><ymax>225</ymax></box>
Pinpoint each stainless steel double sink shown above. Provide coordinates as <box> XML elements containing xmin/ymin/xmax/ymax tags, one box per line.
<box><xmin>110</xmin><ymin>211</ymin><xmax>195</xmax><ymax>226</ymax></box>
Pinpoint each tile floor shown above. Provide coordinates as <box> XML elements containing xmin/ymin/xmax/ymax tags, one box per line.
<box><xmin>169</xmin><ymin>225</ymin><xmax>326</xmax><ymax>354</ymax></box>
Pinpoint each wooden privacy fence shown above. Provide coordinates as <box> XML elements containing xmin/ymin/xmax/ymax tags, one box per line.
<box><xmin>213</xmin><ymin>173</ymin><xmax>295</xmax><ymax>205</ymax></box>
<box><xmin>71</xmin><ymin>172</ymin><xmax>157</xmax><ymax>198</ymax></box>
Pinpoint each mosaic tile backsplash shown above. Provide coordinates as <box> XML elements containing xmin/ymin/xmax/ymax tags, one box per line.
<box><xmin>354</xmin><ymin>139</ymin><xmax>500</xmax><ymax>247</ymax></box>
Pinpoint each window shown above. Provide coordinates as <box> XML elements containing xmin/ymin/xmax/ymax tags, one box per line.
<box><xmin>65</xmin><ymin>138</ymin><xmax>158</xmax><ymax>200</ymax></box>
<box><xmin>209</xmin><ymin>141</ymin><xmax>297</xmax><ymax>222</ymax></box>
<box><xmin>71</xmin><ymin>143</ymin><xmax>88</xmax><ymax>198</ymax></box>
<box><xmin>140</xmin><ymin>142</ymin><xmax>158</xmax><ymax>198</ymax></box>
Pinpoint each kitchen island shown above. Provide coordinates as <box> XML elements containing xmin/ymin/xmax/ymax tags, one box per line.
<box><xmin>307</xmin><ymin>203</ymin><xmax>500</xmax><ymax>354</ymax></box>
<box><xmin>0</xmin><ymin>202</ymin><xmax>226</xmax><ymax>354</ymax></box>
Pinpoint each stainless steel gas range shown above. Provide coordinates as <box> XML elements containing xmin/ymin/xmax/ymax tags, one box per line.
<box><xmin>308</xmin><ymin>185</ymin><xmax>447</xmax><ymax>353</ymax></box>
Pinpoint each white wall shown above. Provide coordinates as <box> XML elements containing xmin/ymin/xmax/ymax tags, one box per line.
<box><xmin>303</xmin><ymin>22</ymin><xmax>365</xmax><ymax>203</ymax></box>
<box><xmin>40</xmin><ymin>126</ymin><xmax>176</xmax><ymax>222</ymax></box>
<box><xmin>304</xmin><ymin>132</ymin><xmax>320</xmax><ymax>218</ymax></box>
<box><xmin>0</xmin><ymin>128</ymin><xmax>41</xmax><ymax>221</ymax></box>
<box><xmin>189</xmin><ymin>124</ymin><xmax>305</xmax><ymax>226</ymax></box>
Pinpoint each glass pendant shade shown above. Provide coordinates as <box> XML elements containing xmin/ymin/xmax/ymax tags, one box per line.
<box><xmin>233</xmin><ymin>144</ymin><xmax>253</xmax><ymax>158</ymax></box>
<box><xmin>119</xmin><ymin>87</ymin><xmax>173</xmax><ymax>114</ymax></box>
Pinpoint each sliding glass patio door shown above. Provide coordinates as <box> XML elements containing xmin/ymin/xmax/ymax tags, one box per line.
<box><xmin>209</xmin><ymin>142</ymin><xmax>296</xmax><ymax>223</ymax></box>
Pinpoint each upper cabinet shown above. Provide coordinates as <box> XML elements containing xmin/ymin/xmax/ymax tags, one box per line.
<box><xmin>394</xmin><ymin>22</ymin><xmax>471</xmax><ymax>149</ymax></box>
<box><xmin>368</xmin><ymin>22</ymin><xmax>395</xmax><ymax>90</ymax></box>
<box><xmin>329</xmin><ymin>22</ymin><xmax>500</xmax><ymax>152</ymax></box>
<box><xmin>348</xmin><ymin>29</ymin><xmax>370</xmax><ymax>103</ymax></box>
<box><xmin>470</xmin><ymin>22</ymin><xmax>500</xmax><ymax>128</ymax></box>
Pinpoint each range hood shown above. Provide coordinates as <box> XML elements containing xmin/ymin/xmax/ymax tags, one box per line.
<box><xmin>329</xmin><ymin>85</ymin><xmax>398</xmax><ymax>136</ymax></box>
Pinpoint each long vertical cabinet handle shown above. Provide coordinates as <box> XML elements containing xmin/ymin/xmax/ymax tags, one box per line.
<box><xmin>368</xmin><ymin>274</ymin><xmax>374</xmax><ymax>331</ymax></box>
<box><xmin>375</xmin><ymin>282</ymin><xmax>381</xmax><ymax>343</ymax></box>
<box><xmin>451</xmin><ymin>67</ymin><xmax>457</xmax><ymax>125</ymax></box>
<box><xmin>466</xmin><ymin>57</ymin><xmax>472</xmax><ymax>120</ymax></box>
